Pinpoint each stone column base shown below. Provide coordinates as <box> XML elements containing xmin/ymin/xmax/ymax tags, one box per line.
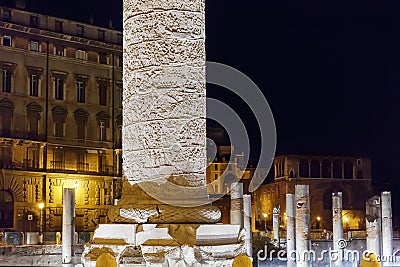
<box><xmin>82</xmin><ymin>224</ymin><xmax>245</xmax><ymax>266</ymax></box>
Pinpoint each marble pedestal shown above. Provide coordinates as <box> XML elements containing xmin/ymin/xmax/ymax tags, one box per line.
<box><xmin>82</xmin><ymin>224</ymin><xmax>246</xmax><ymax>267</ymax></box>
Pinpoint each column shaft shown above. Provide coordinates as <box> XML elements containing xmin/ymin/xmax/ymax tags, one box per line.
<box><xmin>243</xmin><ymin>195</ymin><xmax>252</xmax><ymax>257</ymax></box>
<box><xmin>295</xmin><ymin>185</ymin><xmax>310</xmax><ymax>267</ymax></box>
<box><xmin>286</xmin><ymin>194</ymin><xmax>296</xmax><ymax>267</ymax></box>
<box><xmin>366</xmin><ymin>196</ymin><xmax>381</xmax><ymax>256</ymax></box>
<box><xmin>332</xmin><ymin>192</ymin><xmax>344</xmax><ymax>267</ymax></box>
<box><xmin>230</xmin><ymin>182</ymin><xmax>244</xmax><ymax>227</ymax></box>
<box><xmin>62</xmin><ymin>188</ymin><xmax>75</xmax><ymax>264</ymax></box>
<box><xmin>381</xmin><ymin>191</ymin><xmax>393</xmax><ymax>264</ymax></box>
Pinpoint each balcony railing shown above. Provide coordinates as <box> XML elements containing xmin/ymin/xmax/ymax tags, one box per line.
<box><xmin>23</xmin><ymin>159</ymin><xmax>39</xmax><ymax>169</ymax></box>
<box><xmin>98</xmin><ymin>165</ymin><xmax>114</xmax><ymax>175</ymax></box>
<box><xmin>51</xmin><ymin>160</ymin><xmax>65</xmax><ymax>170</ymax></box>
<box><xmin>76</xmin><ymin>162</ymin><xmax>89</xmax><ymax>172</ymax></box>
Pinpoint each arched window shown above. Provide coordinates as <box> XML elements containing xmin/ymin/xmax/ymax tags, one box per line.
<box><xmin>344</xmin><ymin>160</ymin><xmax>353</xmax><ymax>179</ymax></box>
<box><xmin>289</xmin><ymin>169</ymin><xmax>295</xmax><ymax>178</ymax></box>
<box><xmin>310</xmin><ymin>160</ymin><xmax>320</xmax><ymax>178</ymax></box>
<box><xmin>0</xmin><ymin>190</ymin><xmax>13</xmax><ymax>228</ymax></box>
<box><xmin>299</xmin><ymin>159</ymin><xmax>309</xmax><ymax>178</ymax></box>
<box><xmin>116</xmin><ymin>114</ymin><xmax>122</xmax><ymax>148</ymax></box>
<box><xmin>333</xmin><ymin>160</ymin><xmax>342</xmax><ymax>178</ymax></box>
<box><xmin>321</xmin><ymin>160</ymin><xmax>331</xmax><ymax>178</ymax></box>
<box><xmin>26</xmin><ymin>102</ymin><xmax>43</xmax><ymax>140</ymax></box>
<box><xmin>74</xmin><ymin>109</ymin><xmax>89</xmax><ymax>140</ymax></box>
<box><xmin>0</xmin><ymin>98</ymin><xmax>14</xmax><ymax>137</ymax></box>
<box><xmin>52</xmin><ymin>106</ymin><xmax>67</xmax><ymax>137</ymax></box>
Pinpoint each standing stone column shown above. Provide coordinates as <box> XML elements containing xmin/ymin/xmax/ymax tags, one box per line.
<box><xmin>111</xmin><ymin>0</ymin><xmax>221</xmax><ymax>224</ymax></box>
<box><xmin>62</xmin><ymin>188</ymin><xmax>75</xmax><ymax>265</ymax></box>
<box><xmin>286</xmin><ymin>194</ymin><xmax>296</xmax><ymax>267</ymax></box>
<box><xmin>243</xmin><ymin>195</ymin><xmax>252</xmax><ymax>257</ymax></box>
<box><xmin>123</xmin><ymin>0</ymin><xmax>207</xmax><ymax>200</ymax></box>
<box><xmin>295</xmin><ymin>185</ymin><xmax>310</xmax><ymax>267</ymax></box>
<box><xmin>332</xmin><ymin>192</ymin><xmax>344</xmax><ymax>267</ymax></box>
<box><xmin>231</xmin><ymin>182</ymin><xmax>244</xmax><ymax>227</ymax></box>
<box><xmin>273</xmin><ymin>205</ymin><xmax>280</xmax><ymax>241</ymax></box>
<box><xmin>366</xmin><ymin>195</ymin><xmax>381</xmax><ymax>256</ymax></box>
<box><xmin>381</xmin><ymin>191</ymin><xmax>393</xmax><ymax>264</ymax></box>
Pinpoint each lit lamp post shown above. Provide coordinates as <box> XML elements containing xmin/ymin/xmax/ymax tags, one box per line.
<box><xmin>316</xmin><ymin>216</ymin><xmax>321</xmax><ymax>229</ymax></box>
<box><xmin>263</xmin><ymin>213</ymin><xmax>268</xmax><ymax>232</ymax></box>
<box><xmin>38</xmin><ymin>202</ymin><xmax>44</xmax><ymax>244</ymax></box>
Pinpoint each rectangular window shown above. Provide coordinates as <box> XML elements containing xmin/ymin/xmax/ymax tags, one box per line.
<box><xmin>117</xmin><ymin>56</ymin><xmax>123</xmax><ymax>68</ymax></box>
<box><xmin>2</xmin><ymin>9</ymin><xmax>11</xmax><ymax>22</ymax></box>
<box><xmin>115</xmin><ymin>89</ymin><xmax>122</xmax><ymax>108</ymax></box>
<box><xmin>77</xmin><ymin>82</ymin><xmax>85</xmax><ymax>103</ymax></box>
<box><xmin>3</xmin><ymin>36</ymin><xmax>11</xmax><ymax>47</ymax></box>
<box><xmin>0</xmin><ymin>108</ymin><xmax>12</xmax><ymax>137</ymax></box>
<box><xmin>52</xmin><ymin>149</ymin><xmax>64</xmax><ymax>170</ymax></box>
<box><xmin>55</xmin><ymin>78</ymin><xmax>63</xmax><ymax>100</ymax></box>
<box><xmin>99</xmin><ymin>86</ymin><xmax>107</xmax><ymax>106</ymax></box>
<box><xmin>76</xmin><ymin>150</ymin><xmax>87</xmax><ymax>171</ymax></box>
<box><xmin>98</xmin><ymin>154</ymin><xmax>107</xmax><ymax>173</ymax></box>
<box><xmin>98</xmin><ymin>30</ymin><xmax>105</xmax><ymax>41</ymax></box>
<box><xmin>76</xmin><ymin>49</ymin><xmax>86</xmax><ymax>60</ymax></box>
<box><xmin>30</xmin><ymin>75</ymin><xmax>39</xmax><ymax>96</ymax></box>
<box><xmin>76</xmin><ymin>120</ymin><xmax>86</xmax><ymax>139</ymax></box>
<box><xmin>99</xmin><ymin>53</ymin><xmax>108</xmax><ymax>64</ymax></box>
<box><xmin>30</xmin><ymin>41</ymin><xmax>39</xmax><ymax>51</ymax></box>
<box><xmin>30</xmin><ymin>16</ymin><xmax>39</xmax><ymax>27</ymax></box>
<box><xmin>55</xmin><ymin>45</ymin><xmax>64</xmax><ymax>56</ymax></box>
<box><xmin>1</xmin><ymin>145</ymin><xmax>12</xmax><ymax>165</ymax></box>
<box><xmin>76</xmin><ymin>25</ymin><xmax>84</xmax><ymax>37</ymax></box>
<box><xmin>54</xmin><ymin>120</ymin><xmax>64</xmax><ymax>137</ymax></box>
<box><xmin>55</xmin><ymin>20</ymin><xmax>63</xmax><ymax>33</ymax></box>
<box><xmin>214</xmin><ymin>164</ymin><xmax>218</xmax><ymax>170</ymax></box>
<box><xmin>26</xmin><ymin>146</ymin><xmax>39</xmax><ymax>169</ymax></box>
<box><xmin>28</xmin><ymin>113</ymin><xmax>39</xmax><ymax>139</ymax></box>
<box><xmin>2</xmin><ymin>69</ymin><xmax>11</xmax><ymax>93</ymax></box>
<box><xmin>116</xmin><ymin>33</ymin><xmax>122</xmax><ymax>45</ymax></box>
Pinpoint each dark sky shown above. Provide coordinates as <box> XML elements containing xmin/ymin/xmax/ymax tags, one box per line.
<box><xmin>4</xmin><ymin>0</ymin><xmax>400</xmax><ymax>189</ymax></box>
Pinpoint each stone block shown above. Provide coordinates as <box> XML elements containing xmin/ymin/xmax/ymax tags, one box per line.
<box><xmin>91</xmin><ymin>224</ymin><xmax>136</xmax><ymax>245</ymax></box>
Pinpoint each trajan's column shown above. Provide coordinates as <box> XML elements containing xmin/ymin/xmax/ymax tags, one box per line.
<box><xmin>84</xmin><ymin>1</ymin><xmax>249</xmax><ymax>265</ymax></box>
<box><xmin>109</xmin><ymin>0</ymin><xmax>221</xmax><ymax>223</ymax></box>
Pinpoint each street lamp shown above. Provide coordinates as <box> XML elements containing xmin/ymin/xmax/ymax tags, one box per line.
<box><xmin>263</xmin><ymin>213</ymin><xmax>268</xmax><ymax>232</ymax></box>
<box><xmin>316</xmin><ymin>216</ymin><xmax>321</xmax><ymax>229</ymax></box>
<box><xmin>38</xmin><ymin>202</ymin><xmax>44</xmax><ymax>244</ymax></box>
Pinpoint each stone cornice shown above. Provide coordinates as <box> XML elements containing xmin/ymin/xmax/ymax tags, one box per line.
<box><xmin>0</xmin><ymin>21</ymin><xmax>122</xmax><ymax>53</ymax></box>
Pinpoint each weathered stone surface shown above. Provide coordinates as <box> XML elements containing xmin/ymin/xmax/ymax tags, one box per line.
<box><xmin>82</xmin><ymin>224</ymin><xmax>245</xmax><ymax>266</ymax></box>
<box><xmin>122</xmin><ymin>0</ymin><xmax>206</xmax><ymax>189</ymax></box>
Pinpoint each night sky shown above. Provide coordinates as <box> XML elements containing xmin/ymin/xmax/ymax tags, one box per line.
<box><xmin>3</xmin><ymin>1</ymin><xmax>400</xmax><ymax>192</ymax></box>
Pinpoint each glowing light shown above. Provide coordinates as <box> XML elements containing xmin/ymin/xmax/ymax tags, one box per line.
<box><xmin>316</xmin><ymin>216</ymin><xmax>321</xmax><ymax>221</ymax></box>
<box><xmin>38</xmin><ymin>202</ymin><xmax>44</xmax><ymax>209</ymax></box>
<box><xmin>263</xmin><ymin>213</ymin><xmax>268</xmax><ymax>218</ymax></box>
<box><xmin>344</xmin><ymin>217</ymin><xmax>350</xmax><ymax>222</ymax></box>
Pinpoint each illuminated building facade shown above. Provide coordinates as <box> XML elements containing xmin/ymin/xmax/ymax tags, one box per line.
<box><xmin>253</xmin><ymin>155</ymin><xmax>374</xmax><ymax>232</ymax></box>
<box><xmin>0</xmin><ymin>5</ymin><xmax>123</xmax><ymax>232</ymax></box>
